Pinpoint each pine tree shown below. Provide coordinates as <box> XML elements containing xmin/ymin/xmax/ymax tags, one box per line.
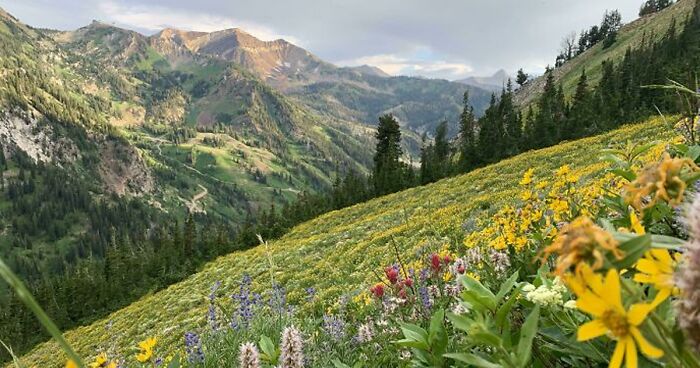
<box><xmin>501</xmin><ymin>80</ymin><xmax>522</xmax><ymax>156</ymax></box>
<box><xmin>564</xmin><ymin>68</ymin><xmax>594</xmax><ymax>139</ymax></box>
<box><xmin>516</xmin><ymin>69</ymin><xmax>529</xmax><ymax>87</ymax></box>
<box><xmin>372</xmin><ymin>114</ymin><xmax>404</xmax><ymax>195</ymax></box>
<box><xmin>478</xmin><ymin>94</ymin><xmax>505</xmax><ymax>164</ymax></box>
<box><xmin>457</xmin><ymin>91</ymin><xmax>478</xmax><ymax>172</ymax></box>
<box><xmin>433</xmin><ymin>120</ymin><xmax>450</xmax><ymax>178</ymax></box>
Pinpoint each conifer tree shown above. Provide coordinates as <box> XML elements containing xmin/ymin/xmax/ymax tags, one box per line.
<box><xmin>501</xmin><ymin>80</ymin><xmax>522</xmax><ymax>156</ymax></box>
<box><xmin>516</xmin><ymin>69</ymin><xmax>529</xmax><ymax>87</ymax></box>
<box><xmin>457</xmin><ymin>91</ymin><xmax>478</xmax><ymax>172</ymax></box>
<box><xmin>372</xmin><ymin>114</ymin><xmax>404</xmax><ymax>195</ymax></box>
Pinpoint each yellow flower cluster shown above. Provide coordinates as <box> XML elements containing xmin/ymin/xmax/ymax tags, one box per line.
<box><xmin>624</xmin><ymin>152</ymin><xmax>699</xmax><ymax>211</ymax></box>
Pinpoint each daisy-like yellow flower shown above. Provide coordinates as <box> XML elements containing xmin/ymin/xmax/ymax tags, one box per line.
<box><xmin>634</xmin><ymin>249</ymin><xmax>682</xmax><ymax>307</ymax></box>
<box><xmin>520</xmin><ymin>168</ymin><xmax>535</xmax><ymax>185</ymax></box>
<box><xmin>542</xmin><ymin>216</ymin><xmax>623</xmax><ymax>276</ymax></box>
<box><xmin>570</xmin><ymin>267</ymin><xmax>663</xmax><ymax>368</ymax></box>
<box><xmin>65</xmin><ymin>360</ymin><xmax>78</xmax><ymax>368</ymax></box>
<box><xmin>624</xmin><ymin>153</ymin><xmax>699</xmax><ymax>211</ymax></box>
<box><xmin>89</xmin><ymin>353</ymin><xmax>116</xmax><ymax>368</ymax></box>
<box><xmin>135</xmin><ymin>337</ymin><xmax>157</xmax><ymax>362</ymax></box>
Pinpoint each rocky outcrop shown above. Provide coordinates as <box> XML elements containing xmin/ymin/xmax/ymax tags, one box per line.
<box><xmin>0</xmin><ymin>111</ymin><xmax>80</xmax><ymax>164</ymax></box>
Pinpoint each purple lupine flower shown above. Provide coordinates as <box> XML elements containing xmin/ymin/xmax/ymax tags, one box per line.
<box><xmin>269</xmin><ymin>282</ymin><xmax>287</xmax><ymax>315</ymax></box>
<box><xmin>154</xmin><ymin>357</ymin><xmax>163</xmax><ymax>367</ymax></box>
<box><xmin>184</xmin><ymin>332</ymin><xmax>205</xmax><ymax>363</ymax></box>
<box><xmin>231</xmin><ymin>274</ymin><xmax>257</xmax><ymax>330</ymax></box>
<box><xmin>322</xmin><ymin>314</ymin><xmax>346</xmax><ymax>341</ymax></box>
<box><xmin>419</xmin><ymin>286</ymin><xmax>432</xmax><ymax>311</ymax></box>
<box><xmin>419</xmin><ymin>268</ymin><xmax>430</xmax><ymax>282</ymax></box>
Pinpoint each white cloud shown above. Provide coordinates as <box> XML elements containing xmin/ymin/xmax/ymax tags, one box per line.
<box><xmin>98</xmin><ymin>1</ymin><xmax>302</xmax><ymax>44</ymax></box>
<box><xmin>342</xmin><ymin>53</ymin><xmax>473</xmax><ymax>79</ymax></box>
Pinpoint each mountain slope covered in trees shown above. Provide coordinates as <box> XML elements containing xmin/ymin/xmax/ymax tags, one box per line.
<box><xmin>514</xmin><ymin>0</ymin><xmax>695</xmax><ymax>106</ymax></box>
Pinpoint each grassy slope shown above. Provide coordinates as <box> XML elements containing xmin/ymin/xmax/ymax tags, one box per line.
<box><xmin>18</xmin><ymin>116</ymin><xmax>676</xmax><ymax>366</ymax></box>
<box><xmin>515</xmin><ymin>0</ymin><xmax>695</xmax><ymax>106</ymax></box>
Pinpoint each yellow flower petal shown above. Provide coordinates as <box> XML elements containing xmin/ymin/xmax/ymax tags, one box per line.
<box><xmin>577</xmin><ymin>320</ymin><xmax>608</xmax><ymax>341</ymax></box>
<box><xmin>609</xmin><ymin>340</ymin><xmax>626</xmax><ymax>368</ymax></box>
<box><xmin>576</xmin><ymin>292</ymin><xmax>608</xmax><ymax>317</ymax></box>
<box><xmin>630</xmin><ymin>211</ymin><xmax>645</xmax><ymax>235</ymax></box>
<box><xmin>650</xmin><ymin>288</ymin><xmax>671</xmax><ymax>308</ymax></box>
<box><xmin>626</xmin><ymin>337</ymin><xmax>638</xmax><ymax>368</ymax></box>
<box><xmin>631</xmin><ymin>327</ymin><xmax>664</xmax><ymax>359</ymax></box>
<box><xmin>627</xmin><ymin>303</ymin><xmax>653</xmax><ymax>326</ymax></box>
<box><xmin>636</xmin><ymin>259</ymin><xmax>660</xmax><ymax>275</ymax></box>
<box><xmin>600</xmin><ymin>269</ymin><xmax>623</xmax><ymax>311</ymax></box>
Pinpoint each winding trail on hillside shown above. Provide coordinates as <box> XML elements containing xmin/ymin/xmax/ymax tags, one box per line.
<box><xmin>187</xmin><ymin>184</ymin><xmax>208</xmax><ymax>214</ymax></box>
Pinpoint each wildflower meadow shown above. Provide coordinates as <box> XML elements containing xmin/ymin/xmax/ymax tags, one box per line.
<box><xmin>7</xmin><ymin>115</ymin><xmax>700</xmax><ymax>367</ymax></box>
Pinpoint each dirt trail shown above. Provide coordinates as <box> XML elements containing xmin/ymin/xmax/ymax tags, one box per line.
<box><xmin>187</xmin><ymin>184</ymin><xmax>208</xmax><ymax>214</ymax></box>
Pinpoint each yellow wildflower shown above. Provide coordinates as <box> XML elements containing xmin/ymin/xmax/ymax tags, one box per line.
<box><xmin>520</xmin><ymin>190</ymin><xmax>535</xmax><ymax>201</ymax></box>
<box><xmin>630</xmin><ymin>211</ymin><xmax>645</xmax><ymax>235</ymax></box>
<box><xmin>556</xmin><ymin>165</ymin><xmax>571</xmax><ymax>177</ymax></box>
<box><xmin>542</xmin><ymin>216</ymin><xmax>623</xmax><ymax>276</ymax></box>
<box><xmin>520</xmin><ymin>168</ymin><xmax>535</xmax><ymax>185</ymax></box>
<box><xmin>624</xmin><ymin>153</ymin><xmax>699</xmax><ymax>211</ymax></box>
<box><xmin>89</xmin><ymin>353</ymin><xmax>116</xmax><ymax>368</ymax></box>
<box><xmin>572</xmin><ymin>268</ymin><xmax>663</xmax><ymax>368</ymax></box>
<box><xmin>634</xmin><ymin>249</ymin><xmax>682</xmax><ymax>307</ymax></box>
<box><xmin>135</xmin><ymin>337</ymin><xmax>157</xmax><ymax>363</ymax></box>
<box><xmin>65</xmin><ymin>360</ymin><xmax>78</xmax><ymax>368</ymax></box>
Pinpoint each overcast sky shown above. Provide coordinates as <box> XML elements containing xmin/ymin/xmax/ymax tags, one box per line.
<box><xmin>0</xmin><ymin>0</ymin><xmax>643</xmax><ymax>80</ymax></box>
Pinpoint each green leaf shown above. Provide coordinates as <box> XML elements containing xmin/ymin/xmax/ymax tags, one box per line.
<box><xmin>609</xmin><ymin>234</ymin><xmax>651</xmax><ymax>270</ymax></box>
<box><xmin>332</xmin><ymin>359</ymin><xmax>352</xmax><ymax>368</ymax></box>
<box><xmin>259</xmin><ymin>335</ymin><xmax>279</xmax><ymax>363</ymax></box>
<box><xmin>495</xmin><ymin>271</ymin><xmax>519</xmax><ymax>304</ymax></box>
<box><xmin>428</xmin><ymin>309</ymin><xmax>448</xmax><ymax>358</ymax></box>
<box><xmin>495</xmin><ymin>288</ymin><xmax>521</xmax><ymax>330</ymax></box>
<box><xmin>446</xmin><ymin>312</ymin><xmax>474</xmax><ymax>333</ymax></box>
<box><xmin>166</xmin><ymin>354</ymin><xmax>181</xmax><ymax>368</ymax></box>
<box><xmin>610</xmin><ymin>169</ymin><xmax>635</xmax><ymax>181</ymax></box>
<box><xmin>444</xmin><ymin>353</ymin><xmax>502</xmax><ymax>368</ymax></box>
<box><xmin>687</xmin><ymin>145</ymin><xmax>700</xmax><ymax>161</ymax></box>
<box><xmin>399</xmin><ymin>322</ymin><xmax>429</xmax><ymax>343</ymax></box>
<box><xmin>460</xmin><ymin>275</ymin><xmax>497</xmax><ymax>311</ymax></box>
<box><xmin>393</xmin><ymin>338</ymin><xmax>431</xmax><ymax>351</ymax></box>
<box><xmin>516</xmin><ymin>306</ymin><xmax>540</xmax><ymax>368</ymax></box>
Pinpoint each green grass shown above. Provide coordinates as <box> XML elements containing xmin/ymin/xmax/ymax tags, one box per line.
<box><xmin>15</xmin><ymin>116</ymin><xmax>677</xmax><ymax>366</ymax></box>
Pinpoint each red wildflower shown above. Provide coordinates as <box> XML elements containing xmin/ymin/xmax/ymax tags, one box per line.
<box><xmin>430</xmin><ymin>253</ymin><xmax>442</xmax><ymax>272</ymax></box>
<box><xmin>403</xmin><ymin>278</ymin><xmax>413</xmax><ymax>287</ymax></box>
<box><xmin>384</xmin><ymin>266</ymin><xmax>399</xmax><ymax>284</ymax></box>
<box><xmin>443</xmin><ymin>255</ymin><xmax>452</xmax><ymax>265</ymax></box>
<box><xmin>370</xmin><ymin>283</ymin><xmax>385</xmax><ymax>298</ymax></box>
<box><xmin>398</xmin><ymin>287</ymin><xmax>407</xmax><ymax>299</ymax></box>
<box><xmin>456</xmin><ymin>263</ymin><xmax>465</xmax><ymax>274</ymax></box>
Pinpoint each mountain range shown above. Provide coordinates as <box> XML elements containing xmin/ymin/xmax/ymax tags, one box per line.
<box><xmin>455</xmin><ymin>69</ymin><xmax>511</xmax><ymax>92</ymax></box>
<box><xmin>0</xmin><ymin>6</ymin><xmax>495</xmax><ymax>290</ymax></box>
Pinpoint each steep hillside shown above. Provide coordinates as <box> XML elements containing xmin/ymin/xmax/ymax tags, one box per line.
<box><xmin>18</xmin><ymin>116</ymin><xmax>675</xmax><ymax>366</ymax></box>
<box><xmin>515</xmin><ymin>0</ymin><xmax>696</xmax><ymax>106</ymax></box>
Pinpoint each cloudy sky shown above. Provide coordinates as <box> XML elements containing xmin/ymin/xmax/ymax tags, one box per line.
<box><xmin>0</xmin><ymin>0</ymin><xmax>642</xmax><ymax>80</ymax></box>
